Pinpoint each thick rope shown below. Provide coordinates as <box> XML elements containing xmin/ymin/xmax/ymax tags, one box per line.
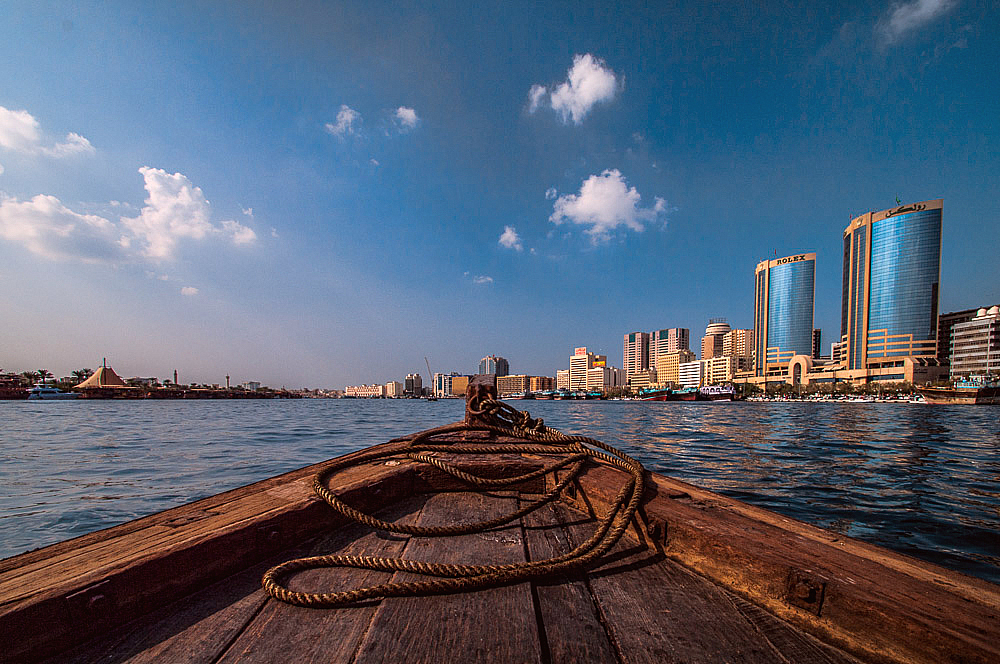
<box><xmin>261</xmin><ymin>397</ymin><xmax>647</xmax><ymax>607</ymax></box>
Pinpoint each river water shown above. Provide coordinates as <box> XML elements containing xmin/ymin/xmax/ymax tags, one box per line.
<box><xmin>1</xmin><ymin>399</ymin><xmax>997</xmax><ymax>584</ymax></box>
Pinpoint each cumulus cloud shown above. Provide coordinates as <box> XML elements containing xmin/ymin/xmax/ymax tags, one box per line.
<box><xmin>242</xmin><ymin>207</ymin><xmax>253</xmax><ymax>217</ymax></box>
<box><xmin>878</xmin><ymin>0</ymin><xmax>957</xmax><ymax>43</ymax></box>
<box><xmin>0</xmin><ymin>106</ymin><xmax>95</xmax><ymax>157</ymax></box>
<box><xmin>181</xmin><ymin>286</ymin><xmax>199</xmax><ymax>296</ymax></box>
<box><xmin>395</xmin><ymin>107</ymin><xmax>418</xmax><ymax>129</ymax></box>
<box><xmin>472</xmin><ymin>275</ymin><xmax>494</xmax><ymax>285</ymax></box>
<box><xmin>545</xmin><ymin>187</ymin><xmax>557</xmax><ymax>200</ymax></box>
<box><xmin>0</xmin><ymin>167</ymin><xmax>256</xmax><ymax>264</ymax></box>
<box><xmin>0</xmin><ymin>193</ymin><xmax>125</xmax><ymax>263</ymax></box>
<box><xmin>498</xmin><ymin>225</ymin><xmax>523</xmax><ymax>251</ymax></box>
<box><xmin>325</xmin><ymin>105</ymin><xmax>361</xmax><ymax>137</ymax></box>
<box><xmin>549</xmin><ymin>169</ymin><xmax>667</xmax><ymax>243</ymax></box>
<box><xmin>528</xmin><ymin>55</ymin><xmax>618</xmax><ymax>125</ymax></box>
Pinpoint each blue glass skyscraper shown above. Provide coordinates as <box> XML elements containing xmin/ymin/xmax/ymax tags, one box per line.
<box><xmin>754</xmin><ymin>253</ymin><xmax>816</xmax><ymax>376</ymax></box>
<box><xmin>841</xmin><ymin>200</ymin><xmax>942</xmax><ymax>373</ymax></box>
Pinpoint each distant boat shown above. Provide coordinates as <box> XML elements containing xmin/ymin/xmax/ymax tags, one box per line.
<box><xmin>916</xmin><ymin>376</ymin><xmax>1000</xmax><ymax>405</ymax></box>
<box><xmin>697</xmin><ymin>385</ymin><xmax>736</xmax><ymax>401</ymax></box>
<box><xmin>27</xmin><ymin>385</ymin><xmax>79</xmax><ymax>400</ymax></box>
<box><xmin>638</xmin><ymin>387</ymin><xmax>698</xmax><ymax>401</ymax></box>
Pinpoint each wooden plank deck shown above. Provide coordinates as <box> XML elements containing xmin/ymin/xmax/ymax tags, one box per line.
<box><xmin>43</xmin><ymin>491</ymin><xmax>861</xmax><ymax>664</ymax></box>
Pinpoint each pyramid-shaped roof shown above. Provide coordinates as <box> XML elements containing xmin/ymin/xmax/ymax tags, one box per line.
<box><xmin>75</xmin><ymin>365</ymin><xmax>128</xmax><ymax>389</ymax></box>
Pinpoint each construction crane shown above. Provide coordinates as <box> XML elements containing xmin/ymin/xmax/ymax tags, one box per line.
<box><xmin>425</xmin><ymin>357</ymin><xmax>437</xmax><ymax>400</ymax></box>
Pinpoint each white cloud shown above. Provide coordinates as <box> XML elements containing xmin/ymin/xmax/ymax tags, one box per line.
<box><xmin>528</xmin><ymin>84</ymin><xmax>547</xmax><ymax>113</ymax></box>
<box><xmin>395</xmin><ymin>107</ymin><xmax>418</xmax><ymax>129</ymax></box>
<box><xmin>0</xmin><ymin>193</ymin><xmax>124</xmax><ymax>263</ymax></box>
<box><xmin>472</xmin><ymin>275</ymin><xmax>494</xmax><ymax>285</ymax></box>
<box><xmin>221</xmin><ymin>219</ymin><xmax>257</xmax><ymax>245</ymax></box>
<box><xmin>545</xmin><ymin>187</ymin><xmax>557</xmax><ymax>200</ymax></box>
<box><xmin>878</xmin><ymin>0</ymin><xmax>956</xmax><ymax>42</ymax></box>
<box><xmin>370</xmin><ymin>158</ymin><xmax>379</xmax><ymax>166</ymax></box>
<box><xmin>0</xmin><ymin>163</ymin><xmax>4</xmax><ymax>175</ymax></box>
<box><xmin>530</xmin><ymin>55</ymin><xmax>618</xmax><ymax>125</ymax></box>
<box><xmin>498</xmin><ymin>225</ymin><xmax>523</xmax><ymax>251</ymax></box>
<box><xmin>549</xmin><ymin>169</ymin><xmax>667</xmax><ymax>243</ymax></box>
<box><xmin>0</xmin><ymin>106</ymin><xmax>95</xmax><ymax>157</ymax></box>
<box><xmin>242</xmin><ymin>207</ymin><xmax>253</xmax><ymax>217</ymax></box>
<box><xmin>0</xmin><ymin>167</ymin><xmax>257</xmax><ymax>264</ymax></box>
<box><xmin>271</xmin><ymin>227</ymin><xmax>279</xmax><ymax>238</ymax></box>
<box><xmin>325</xmin><ymin>105</ymin><xmax>361</xmax><ymax>137</ymax></box>
<box><xmin>181</xmin><ymin>286</ymin><xmax>199</xmax><ymax>296</ymax></box>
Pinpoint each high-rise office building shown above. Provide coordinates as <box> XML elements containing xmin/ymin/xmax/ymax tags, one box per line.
<box><xmin>623</xmin><ymin>332</ymin><xmax>651</xmax><ymax>377</ymax></box>
<box><xmin>937</xmin><ymin>307</ymin><xmax>982</xmax><ymax>365</ymax></box>
<box><xmin>841</xmin><ymin>199</ymin><xmax>942</xmax><ymax>372</ymax></box>
<box><xmin>404</xmin><ymin>373</ymin><xmax>423</xmax><ymax>396</ymax></box>
<box><xmin>701</xmin><ymin>319</ymin><xmax>731</xmax><ymax>360</ymax></box>
<box><xmin>754</xmin><ymin>253</ymin><xmax>816</xmax><ymax>376</ymax></box>
<box><xmin>569</xmin><ymin>347</ymin><xmax>606</xmax><ymax>390</ymax></box>
<box><xmin>654</xmin><ymin>350</ymin><xmax>696</xmax><ymax>385</ymax></box>
<box><xmin>478</xmin><ymin>355</ymin><xmax>509</xmax><ymax>376</ymax></box>
<box><xmin>650</xmin><ymin>328</ymin><xmax>689</xmax><ymax>356</ymax></box>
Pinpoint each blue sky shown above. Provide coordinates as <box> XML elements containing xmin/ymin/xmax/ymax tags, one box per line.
<box><xmin>1</xmin><ymin>0</ymin><xmax>997</xmax><ymax>388</ymax></box>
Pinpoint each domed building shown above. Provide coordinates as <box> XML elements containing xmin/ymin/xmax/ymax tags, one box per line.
<box><xmin>701</xmin><ymin>319</ymin><xmax>730</xmax><ymax>360</ymax></box>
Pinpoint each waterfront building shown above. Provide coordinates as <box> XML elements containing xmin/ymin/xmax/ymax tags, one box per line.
<box><xmin>556</xmin><ymin>369</ymin><xmax>570</xmax><ymax>390</ymax></box>
<box><xmin>950</xmin><ymin>306</ymin><xmax>1000</xmax><ymax>378</ymax></box>
<box><xmin>705</xmin><ymin>356</ymin><xmax>752</xmax><ymax>385</ymax></box>
<box><xmin>678</xmin><ymin>360</ymin><xmax>705</xmax><ymax>388</ymax></box>
<box><xmin>701</xmin><ymin>319</ymin><xmax>730</xmax><ymax>360</ymax></box>
<box><xmin>654</xmin><ymin>350</ymin><xmax>696</xmax><ymax>386</ymax></box>
<box><xmin>404</xmin><ymin>373</ymin><xmax>423</xmax><ymax>396</ymax></box>
<box><xmin>754</xmin><ymin>253</ymin><xmax>816</xmax><ymax>376</ymax></box>
<box><xmin>478</xmin><ymin>355</ymin><xmax>509</xmax><ymax>377</ymax></box>
<box><xmin>450</xmin><ymin>375</ymin><xmax>470</xmax><ymax>396</ymax></box>
<box><xmin>345</xmin><ymin>384</ymin><xmax>386</xmax><ymax>398</ymax></box>
<box><xmin>529</xmin><ymin>376</ymin><xmax>555</xmax><ymax>392</ymax></box>
<box><xmin>432</xmin><ymin>372</ymin><xmax>459</xmax><ymax>398</ymax></box>
<box><xmin>385</xmin><ymin>381</ymin><xmax>404</xmax><ymax>398</ymax></box>
<box><xmin>623</xmin><ymin>332</ymin><xmax>651</xmax><ymax>378</ymax></box>
<box><xmin>937</xmin><ymin>307</ymin><xmax>986</xmax><ymax>366</ymax></box>
<box><xmin>569</xmin><ymin>347</ymin><xmax>606</xmax><ymax>390</ymax></box>
<box><xmin>587</xmin><ymin>366</ymin><xmax>627</xmax><ymax>391</ymax></box>
<box><xmin>812</xmin><ymin>329</ymin><xmax>822</xmax><ymax>359</ymax></box>
<box><xmin>628</xmin><ymin>369</ymin><xmax>657</xmax><ymax>390</ymax></box>
<box><xmin>841</xmin><ymin>199</ymin><xmax>942</xmax><ymax>379</ymax></box>
<box><xmin>497</xmin><ymin>374</ymin><xmax>530</xmax><ymax>395</ymax></box>
<box><xmin>722</xmin><ymin>329</ymin><xmax>754</xmax><ymax>358</ymax></box>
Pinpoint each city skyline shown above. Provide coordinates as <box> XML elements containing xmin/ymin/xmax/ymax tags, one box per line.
<box><xmin>1</xmin><ymin>2</ymin><xmax>997</xmax><ymax>388</ymax></box>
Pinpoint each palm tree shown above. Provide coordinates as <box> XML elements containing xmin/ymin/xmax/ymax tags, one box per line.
<box><xmin>71</xmin><ymin>368</ymin><xmax>93</xmax><ymax>384</ymax></box>
<box><xmin>21</xmin><ymin>371</ymin><xmax>39</xmax><ymax>386</ymax></box>
<box><xmin>36</xmin><ymin>369</ymin><xmax>52</xmax><ymax>385</ymax></box>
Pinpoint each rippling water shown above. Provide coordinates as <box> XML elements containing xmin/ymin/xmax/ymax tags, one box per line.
<box><xmin>1</xmin><ymin>399</ymin><xmax>997</xmax><ymax>584</ymax></box>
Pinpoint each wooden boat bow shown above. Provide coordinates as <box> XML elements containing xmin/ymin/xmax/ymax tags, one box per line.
<box><xmin>0</xmin><ymin>375</ymin><xmax>998</xmax><ymax>663</ymax></box>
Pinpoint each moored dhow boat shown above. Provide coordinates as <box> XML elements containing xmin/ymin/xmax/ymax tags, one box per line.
<box><xmin>1</xmin><ymin>375</ymin><xmax>998</xmax><ymax>664</ymax></box>
<box><xmin>916</xmin><ymin>375</ymin><xmax>1000</xmax><ymax>405</ymax></box>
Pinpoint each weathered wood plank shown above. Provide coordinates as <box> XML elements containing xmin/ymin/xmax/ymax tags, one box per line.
<box><xmin>521</xmin><ymin>499</ymin><xmax>619</xmax><ymax>663</ymax></box>
<box><xmin>214</xmin><ymin>495</ymin><xmax>426</xmax><ymax>664</ymax></box>
<box><xmin>557</xmin><ymin>502</ymin><xmax>857</xmax><ymax>664</ymax></box>
<box><xmin>352</xmin><ymin>491</ymin><xmax>543</xmax><ymax>664</ymax></box>
<box><xmin>0</xmin><ymin>454</ymin><xmax>418</xmax><ymax>664</ymax></box>
<box><xmin>555</xmin><ymin>463</ymin><xmax>1000</xmax><ymax>664</ymax></box>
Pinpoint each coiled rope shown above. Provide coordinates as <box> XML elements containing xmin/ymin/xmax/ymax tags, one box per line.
<box><xmin>261</xmin><ymin>396</ymin><xmax>647</xmax><ymax>607</ymax></box>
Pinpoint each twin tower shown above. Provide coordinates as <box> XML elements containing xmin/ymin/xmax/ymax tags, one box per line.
<box><xmin>755</xmin><ymin>199</ymin><xmax>942</xmax><ymax>381</ymax></box>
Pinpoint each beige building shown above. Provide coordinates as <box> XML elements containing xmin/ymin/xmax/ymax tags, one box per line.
<box><xmin>950</xmin><ymin>306</ymin><xmax>1000</xmax><ymax>378</ymax></box>
<box><xmin>345</xmin><ymin>384</ymin><xmax>386</xmax><ymax>398</ymax></box>
<box><xmin>678</xmin><ymin>361</ymin><xmax>705</xmax><ymax>388</ymax></box>
<box><xmin>723</xmin><ymin>329</ymin><xmax>754</xmax><ymax>358</ymax></box>
<box><xmin>704</xmin><ymin>356</ymin><xmax>753</xmax><ymax>384</ymax></box>
<box><xmin>654</xmin><ymin>350</ymin><xmax>696</xmax><ymax>386</ymax></box>
<box><xmin>701</xmin><ymin>319</ymin><xmax>731</xmax><ymax>359</ymax></box>
<box><xmin>623</xmin><ymin>332</ymin><xmax>651</xmax><ymax>377</ymax></box>
<box><xmin>529</xmin><ymin>376</ymin><xmax>555</xmax><ymax>392</ymax></box>
<box><xmin>451</xmin><ymin>375</ymin><xmax>470</xmax><ymax>396</ymax></box>
<box><xmin>628</xmin><ymin>369</ymin><xmax>657</xmax><ymax>390</ymax></box>
<box><xmin>587</xmin><ymin>366</ymin><xmax>627</xmax><ymax>391</ymax></box>
<box><xmin>385</xmin><ymin>381</ymin><xmax>404</xmax><ymax>397</ymax></box>
<box><xmin>556</xmin><ymin>369</ymin><xmax>570</xmax><ymax>390</ymax></box>
<box><xmin>569</xmin><ymin>347</ymin><xmax>606</xmax><ymax>390</ymax></box>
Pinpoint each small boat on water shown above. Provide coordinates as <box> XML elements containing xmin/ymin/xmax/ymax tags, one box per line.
<box><xmin>916</xmin><ymin>376</ymin><xmax>1000</xmax><ymax>405</ymax></box>
<box><xmin>1</xmin><ymin>374</ymin><xmax>997</xmax><ymax>664</ymax></box>
<box><xmin>697</xmin><ymin>384</ymin><xmax>736</xmax><ymax>401</ymax></box>
<box><xmin>638</xmin><ymin>386</ymin><xmax>699</xmax><ymax>401</ymax></box>
<box><xmin>26</xmin><ymin>384</ymin><xmax>79</xmax><ymax>400</ymax></box>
